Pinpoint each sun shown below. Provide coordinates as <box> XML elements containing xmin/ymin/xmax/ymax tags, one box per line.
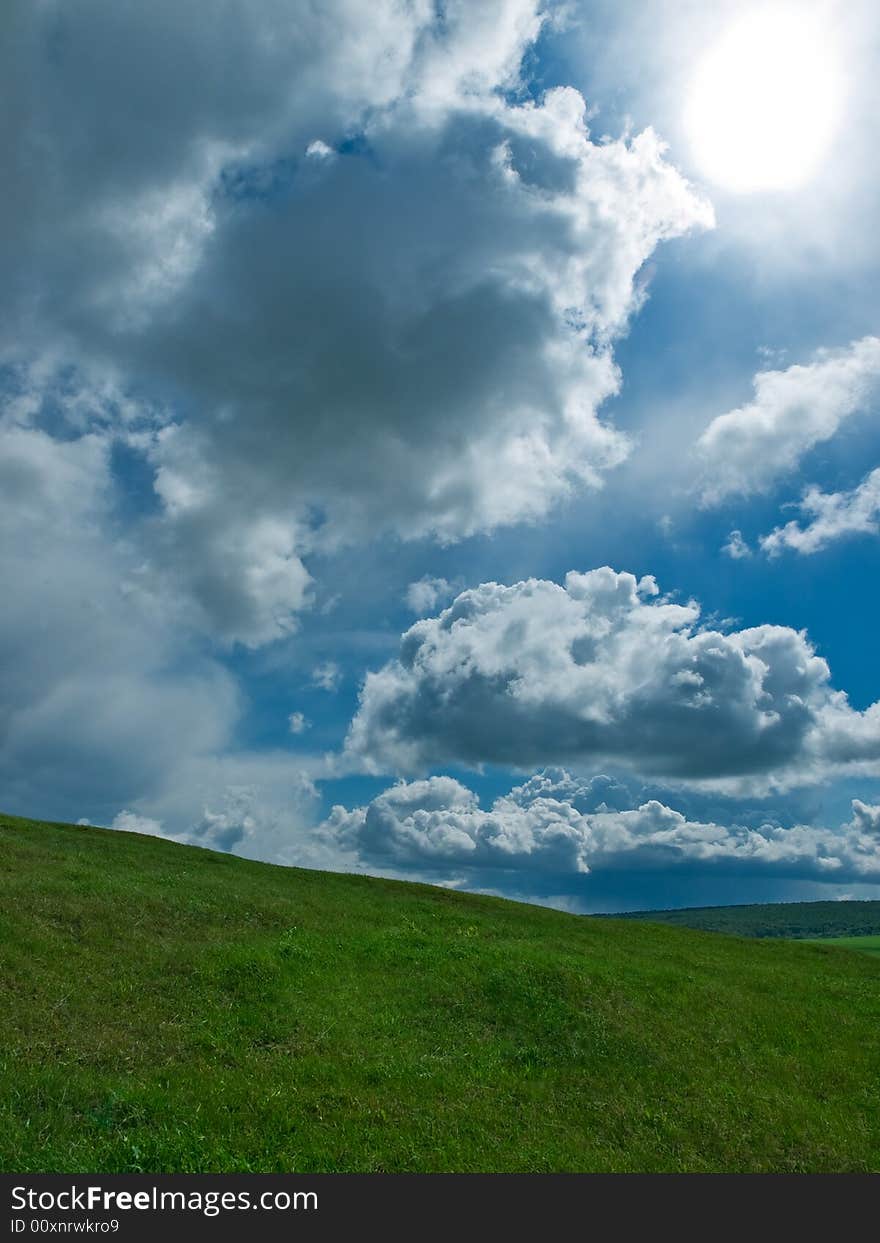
<box><xmin>684</xmin><ymin>7</ymin><xmax>841</xmax><ymax>194</ymax></box>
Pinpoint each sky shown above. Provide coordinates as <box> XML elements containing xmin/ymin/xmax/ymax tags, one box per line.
<box><xmin>3</xmin><ymin>0</ymin><xmax>880</xmax><ymax>912</ymax></box>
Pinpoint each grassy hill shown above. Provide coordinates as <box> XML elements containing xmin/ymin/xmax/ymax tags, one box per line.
<box><xmin>1</xmin><ymin>811</ymin><xmax>879</xmax><ymax>1173</ymax></box>
<box><xmin>805</xmin><ymin>936</ymin><xmax>880</xmax><ymax>959</ymax></box>
<box><xmin>610</xmin><ymin>900</ymin><xmax>880</xmax><ymax>940</ymax></box>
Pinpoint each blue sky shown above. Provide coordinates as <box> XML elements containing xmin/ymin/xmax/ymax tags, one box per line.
<box><xmin>2</xmin><ymin>0</ymin><xmax>880</xmax><ymax>911</ymax></box>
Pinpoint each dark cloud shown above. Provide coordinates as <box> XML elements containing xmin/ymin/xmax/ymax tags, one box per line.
<box><xmin>1</xmin><ymin>1</ymin><xmax>710</xmax><ymax>646</ymax></box>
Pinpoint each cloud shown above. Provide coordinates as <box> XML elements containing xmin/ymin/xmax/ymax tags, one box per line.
<box><xmin>177</xmin><ymin>781</ymin><xmax>320</xmax><ymax>857</ymax></box>
<box><xmin>105</xmin><ymin>759</ymin><xmax>330</xmax><ymax>867</ymax></box>
<box><xmin>311</xmin><ymin>662</ymin><xmax>341</xmax><ymax>693</ymax></box>
<box><xmin>0</xmin><ymin>364</ymin><xmax>243</xmax><ymax>818</ymax></box>
<box><xmin>2</xmin><ymin>0</ymin><xmax>456</xmax><ymax>326</ymax></box>
<box><xmin>1</xmin><ymin>3</ymin><xmax>712</xmax><ymax>653</ymax></box>
<box><xmin>305</xmin><ymin>140</ymin><xmax>336</xmax><ymax>162</ymax></box>
<box><xmin>0</xmin><ymin>356</ymin><xmax>335</xmax><ymax>866</ymax></box>
<box><xmin>761</xmin><ymin>466</ymin><xmax>880</xmax><ymax>556</ymax></box>
<box><xmin>288</xmin><ymin>712</ymin><xmax>310</xmax><ymax>735</ymax></box>
<box><xmin>722</xmin><ymin>529</ymin><xmax>752</xmax><ymax>559</ymax></box>
<box><xmin>506</xmin><ymin>768</ymin><xmax>636</xmax><ymax>812</ymax></box>
<box><xmin>319</xmin><ymin>768</ymin><xmax>880</xmax><ymax>883</ymax></box>
<box><xmin>0</xmin><ymin>351</ymin><xmax>315</xmax><ymax>650</ymax></box>
<box><xmin>406</xmin><ymin>576</ymin><xmax>458</xmax><ymax>615</ymax></box>
<box><xmin>696</xmin><ymin>337</ymin><xmax>880</xmax><ymax>505</ymax></box>
<box><xmin>110</xmin><ymin>810</ymin><xmax>164</xmax><ymax>839</ymax></box>
<box><xmin>345</xmin><ymin>567</ymin><xmax>880</xmax><ymax>788</ymax></box>
<box><xmin>852</xmin><ymin>799</ymin><xmax>880</xmax><ymax>834</ymax></box>
<box><xmin>144</xmin><ymin>423</ymin><xmax>314</xmax><ymax>646</ymax></box>
<box><xmin>134</xmin><ymin>89</ymin><xmax>709</xmax><ymax>555</ymax></box>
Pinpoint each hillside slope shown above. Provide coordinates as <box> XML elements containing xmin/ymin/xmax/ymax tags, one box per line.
<box><xmin>611</xmin><ymin>900</ymin><xmax>880</xmax><ymax>939</ymax></box>
<box><xmin>1</xmin><ymin>811</ymin><xmax>879</xmax><ymax>1173</ymax></box>
<box><xmin>806</xmin><ymin>936</ymin><xmax>880</xmax><ymax>959</ymax></box>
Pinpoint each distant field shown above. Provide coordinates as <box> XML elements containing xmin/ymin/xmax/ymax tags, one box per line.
<box><xmin>806</xmin><ymin>936</ymin><xmax>880</xmax><ymax>959</ymax></box>
<box><xmin>2</xmin><ymin>811</ymin><xmax>879</xmax><ymax>1173</ymax></box>
<box><xmin>610</xmin><ymin>900</ymin><xmax>880</xmax><ymax>940</ymax></box>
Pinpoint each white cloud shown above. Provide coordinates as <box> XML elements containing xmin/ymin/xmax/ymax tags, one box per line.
<box><xmin>405</xmin><ymin>576</ymin><xmax>458</xmax><ymax>614</ymax></box>
<box><xmin>111</xmin><ymin>810</ymin><xmax>164</xmax><ymax>838</ymax></box>
<box><xmin>696</xmin><ymin>337</ymin><xmax>880</xmax><ymax>505</ymax></box>
<box><xmin>722</xmin><ymin>529</ymin><xmax>752</xmax><ymax>559</ymax></box>
<box><xmin>305</xmin><ymin>139</ymin><xmax>335</xmax><ymax>161</ymax></box>
<box><xmin>346</xmin><ymin>567</ymin><xmax>880</xmax><ymax>789</ymax></box>
<box><xmin>319</xmin><ymin>769</ymin><xmax>880</xmax><ymax>882</ymax></box>
<box><xmin>761</xmin><ymin>467</ymin><xmax>880</xmax><ymax>556</ymax></box>
<box><xmin>288</xmin><ymin>711</ymin><xmax>310</xmax><ymax>735</ymax></box>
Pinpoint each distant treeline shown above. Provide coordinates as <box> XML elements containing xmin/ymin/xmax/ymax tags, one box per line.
<box><xmin>603</xmin><ymin>900</ymin><xmax>880</xmax><ymax>939</ymax></box>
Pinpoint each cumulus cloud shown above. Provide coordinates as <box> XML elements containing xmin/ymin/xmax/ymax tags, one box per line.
<box><xmin>406</xmin><ymin>576</ymin><xmax>459</xmax><ymax>614</ymax></box>
<box><xmin>696</xmin><ymin>337</ymin><xmax>880</xmax><ymax>505</ymax></box>
<box><xmin>1</xmin><ymin>2</ymin><xmax>712</xmax><ymax>652</ymax></box>
<box><xmin>506</xmin><ymin>768</ymin><xmax>635</xmax><ymax>812</ymax></box>
<box><xmin>288</xmin><ymin>712</ymin><xmax>310</xmax><ymax>735</ymax></box>
<box><xmin>319</xmin><ymin>769</ymin><xmax>880</xmax><ymax>882</ymax></box>
<box><xmin>851</xmin><ymin>799</ymin><xmax>880</xmax><ymax>834</ymax></box>
<box><xmin>345</xmin><ymin>567</ymin><xmax>880</xmax><ymax>788</ymax></box>
<box><xmin>761</xmin><ymin>467</ymin><xmax>880</xmax><ymax>555</ymax></box>
<box><xmin>134</xmin><ymin>89</ymin><xmax>708</xmax><ymax>554</ymax></box>
<box><xmin>143</xmin><ymin>422</ymin><xmax>314</xmax><ymax>647</ymax></box>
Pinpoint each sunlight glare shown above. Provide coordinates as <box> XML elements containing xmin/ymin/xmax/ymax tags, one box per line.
<box><xmin>684</xmin><ymin>8</ymin><xmax>841</xmax><ymax>193</ymax></box>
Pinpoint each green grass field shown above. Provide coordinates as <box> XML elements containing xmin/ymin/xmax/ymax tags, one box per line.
<box><xmin>805</xmin><ymin>936</ymin><xmax>880</xmax><ymax>959</ymax></box>
<box><xmin>1</xmin><ymin>811</ymin><xmax>879</xmax><ymax>1173</ymax></box>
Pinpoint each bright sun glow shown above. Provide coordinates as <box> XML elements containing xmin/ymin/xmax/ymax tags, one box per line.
<box><xmin>684</xmin><ymin>8</ymin><xmax>841</xmax><ymax>194</ymax></box>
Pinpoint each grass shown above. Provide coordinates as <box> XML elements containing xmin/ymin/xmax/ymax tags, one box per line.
<box><xmin>612</xmin><ymin>900</ymin><xmax>880</xmax><ymax>939</ymax></box>
<box><xmin>805</xmin><ymin>936</ymin><xmax>880</xmax><ymax>959</ymax></box>
<box><xmin>1</xmin><ymin>810</ymin><xmax>879</xmax><ymax>1173</ymax></box>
